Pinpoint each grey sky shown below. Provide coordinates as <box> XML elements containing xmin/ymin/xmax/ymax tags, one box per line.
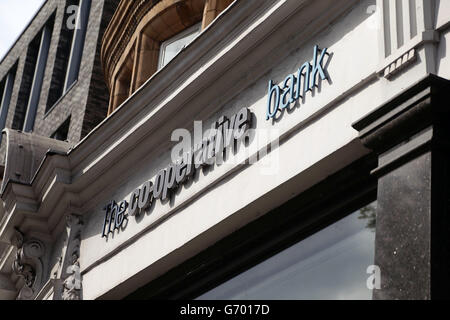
<box><xmin>0</xmin><ymin>0</ymin><xmax>46</xmax><ymax>61</ymax></box>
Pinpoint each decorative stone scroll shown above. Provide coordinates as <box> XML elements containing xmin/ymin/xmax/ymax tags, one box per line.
<box><xmin>12</xmin><ymin>229</ymin><xmax>45</xmax><ymax>300</ymax></box>
<box><xmin>59</xmin><ymin>215</ymin><xmax>84</xmax><ymax>300</ymax></box>
<box><xmin>61</xmin><ymin>215</ymin><xmax>83</xmax><ymax>300</ymax></box>
<box><xmin>47</xmin><ymin>214</ymin><xmax>84</xmax><ymax>300</ymax></box>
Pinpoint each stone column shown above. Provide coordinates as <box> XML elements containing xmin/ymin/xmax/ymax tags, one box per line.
<box><xmin>110</xmin><ymin>78</ymin><xmax>129</xmax><ymax>113</ymax></box>
<box><xmin>352</xmin><ymin>75</ymin><xmax>450</xmax><ymax>300</ymax></box>
<box><xmin>132</xmin><ymin>32</ymin><xmax>160</xmax><ymax>92</ymax></box>
<box><xmin>202</xmin><ymin>0</ymin><xmax>234</xmax><ymax>29</ymax></box>
<box><xmin>110</xmin><ymin>54</ymin><xmax>134</xmax><ymax>115</ymax></box>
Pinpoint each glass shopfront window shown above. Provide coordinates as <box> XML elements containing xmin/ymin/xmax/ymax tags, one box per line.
<box><xmin>197</xmin><ymin>202</ymin><xmax>377</xmax><ymax>300</ymax></box>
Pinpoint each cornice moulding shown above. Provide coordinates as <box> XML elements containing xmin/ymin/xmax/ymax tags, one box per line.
<box><xmin>2</xmin><ymin>0</ymin><xmax>361</xmax><ymax>250</ymax></box>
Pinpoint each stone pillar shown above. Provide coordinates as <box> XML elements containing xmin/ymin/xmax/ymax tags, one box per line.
<box><xmin>132</xmin><ymin>32</ymin><xmax>160</xmax><ymax>92</ymax></box>
<box><xmin>64</xmin><ymin>0</ymin><xmax>92</xmax><ymax>91</ymax></box>
<box><xmin>110</xmin><ymin>78</ymin><xmax>129</xmax><ymax>114</ymax></box>
<box><xmin>202</xmin><ymin>0</ymin><xmax>233</xmax><ymax>29</ymax></box>
<box><xmin>110</xmin><ymin>59</ymin><xmax>134</xmax><ymax>114</ymax></box>
<box><xmin>352</xmin><ymin>75</ymin><xmax>450</xmax><ymax>300</ymax></box>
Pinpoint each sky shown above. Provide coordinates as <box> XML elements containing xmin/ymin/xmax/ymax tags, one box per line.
<box><xmin>0</xmin><ymin>0</ymin><xmax>46</xmax><ymax>61</ymax></box>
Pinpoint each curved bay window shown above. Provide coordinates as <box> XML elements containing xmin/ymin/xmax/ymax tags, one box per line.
<box><xmin>102</xmin><ymin>0</ymin><xmax>234</xmax><ymax>114</ymax></box>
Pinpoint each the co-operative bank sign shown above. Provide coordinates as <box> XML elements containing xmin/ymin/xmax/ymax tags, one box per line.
<box><xmin>266</xmin><ymin>45</ymin><xmax>329</xmax><ymax>120</ymax></box>
<box><xmin>101</xmin><ymin>45</ymin><xmax>330</xmax><ymax>239</ymax></box>
<box><xmin>101</xmin><ymin>107</ymin><xmax>251</xmax><ymax>238</ymax></box>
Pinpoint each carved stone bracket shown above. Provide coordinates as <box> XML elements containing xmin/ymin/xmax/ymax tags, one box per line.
<box><xmin>382</xmin><ymin>49</ymin><xmax>416</xmax><ymax>80</ymax></box>
<box><xmin>51</xmin><ymin>214</ymin><xmax>84</xmax><ymax>300</ymax></box>
<box><xmin>11</xmin><ymin>229</ymin><xmax>45</xmax><ymax>300</ymax></box>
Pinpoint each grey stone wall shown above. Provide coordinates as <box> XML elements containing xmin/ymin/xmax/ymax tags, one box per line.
<box><xmin>0</xmin><ymin>0</ymin><xmax>120</xmax><ymax>166</ymax></box>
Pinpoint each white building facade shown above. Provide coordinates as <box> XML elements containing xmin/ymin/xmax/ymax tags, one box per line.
<box><xmin>1</xmin><ymin>0</ymin><xmax>450</xmax><ymax>300</ymax></box>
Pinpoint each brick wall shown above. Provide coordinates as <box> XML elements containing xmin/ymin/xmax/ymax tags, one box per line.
<box><xmin>82</xmin><ymin>0</ymin><xmax>120</xmax><ymax>139</ymax></box>
<box><xmin>0</xmin><ymin>0</ymin><xmax>120</xmax><ymax>166</ymax></box>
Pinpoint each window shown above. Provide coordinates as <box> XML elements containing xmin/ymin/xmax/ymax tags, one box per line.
<box><xmin>0</xmin><ymin>79</ymin><xmax>4</xmax><ymax>103</ymax></box>
<box><xmin>46</xmin><ymin>0</ymin><xmax>79</xmax><ymax>112</ymax></box>
<box><xmin>197</xmin><ymin>202</ymin><xmax>377</xmax><ymax>300</ymax></box>
<box><xmin>46</xmin><ymin>0</ymin><xmax>91</xmax><ymax>113</ymax></box>
<box><xmin>51</xmin><ymin>116</ymin><xmax>71</xmax><ymax>141</ymax></box>
<box><xmin>13</xmin><ymin>32</ymin><xmax>42</xmax><ymax>131</ymax></box>
<box><xmin>23</xmin><ymin>20</ymin><xmax>53</xmax><ymax>132</ymax></box>
<box><xmin>13</xmin><ymin>15</ymin><xmax>54</xmax><ymax>132</ymax></box>
<box><xmin>158</xmin><ymin>24</ymin><xmax>201</xmax><ymax>70</ymax></box>
<box><xmin>0</xmin><ymin>65</ymin><xmax>17</xmax><ymax>144</ymax></box>
<box><xmin>64</xmin><ymin>0</ymin><xmax>91</xmax><ymax>90</ymax></box>
<box><xmin>0</xmin><ymin>78</ymin><xmax>6</xmax><ymax>129</ymax></box>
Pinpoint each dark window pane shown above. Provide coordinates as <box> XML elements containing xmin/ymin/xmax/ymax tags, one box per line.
<box><xmin>13</xmin><ymin>30</ymin><xmax>42</xmax><ymax>130</ymax></box>
<box><xmin>51</xmin><ymin>116</ymin><xmax>71</xmax><ymax>141</ymax></box>
<box><xmin>46</xmin><ymin>0</ymin><xmax>79</xmax><ymax>112</ymax></box>
<box><xmin>0</xmin><ymin>65</ymin><xmax>17</xmax><ymax>144</ymax></box>
<box><xmin>197</xmin><ymin>202</ymin><xmax>377</xmax><ymax>300</ymax></box>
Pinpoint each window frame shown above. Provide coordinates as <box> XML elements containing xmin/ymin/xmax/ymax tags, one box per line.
<box><xmin>157</xmin><ymin>23</ymin><xmax>202</xmax><ymax>70</ymax></box>
<box><xmin>0</xmin><ymin>65</ymin><xmax>17</xmax><ymax>145</ymax></box>
<box><xmin>45</xmin><ymin>0</ymin><xmax>91</xmax><ymax>115</ymax></box>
